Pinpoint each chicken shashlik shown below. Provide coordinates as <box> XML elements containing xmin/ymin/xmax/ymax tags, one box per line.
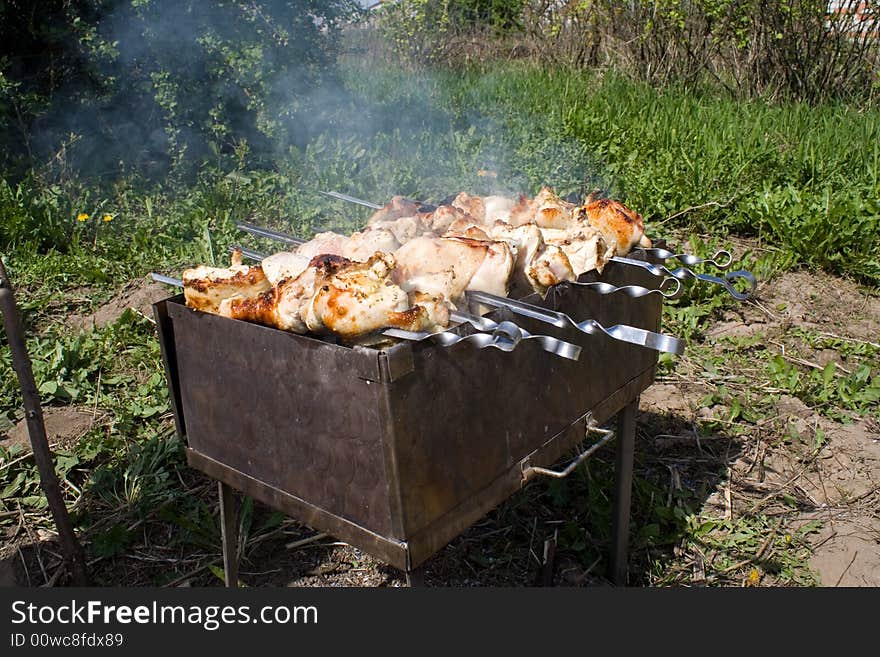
<box><xmin>182</xmin><ymin>187</ymin><xmax>652</xmax><ymax>339</ymax></box>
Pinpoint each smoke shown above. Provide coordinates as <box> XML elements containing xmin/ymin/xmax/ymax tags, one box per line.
<box><xmin>16</xmin><ymin>1</ymin><xmax>611</xmax><ymax>210</ymax></box>
<box><xmin>23</xmin><ymin>1</ymin><xmax>358</xmax><ymax>178</ymax></box>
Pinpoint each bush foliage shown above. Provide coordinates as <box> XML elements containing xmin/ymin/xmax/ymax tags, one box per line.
<box><xmin>377</xmin><ymin>1</ymin><xmax>880</xmax><ymax>104</ymax></box>
<box><xmin>0</xmin><ymin>0</ymin><xmax>361</xmax><ymax>177</ymax></box>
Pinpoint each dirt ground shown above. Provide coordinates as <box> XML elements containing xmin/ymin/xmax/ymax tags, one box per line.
<box><xmin>2</xmin><ymin>407</ymin><xmax>98</xmax><ymax>452</ymax></box>
<box><xmin>66</xmin><ymin>277</ymin><xmax>168</xmax><ymax>331</ymax></box>
<box><xmin>1</xmin><ymin>267</ymin><xmax>877</xmax><ymax>587</ymax></box>
<box><xmin>642</xmin><ymin>266</ymin><xmax>880</xmax><ymax>587</ymax></box>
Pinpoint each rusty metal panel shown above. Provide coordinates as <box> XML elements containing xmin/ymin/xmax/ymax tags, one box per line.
<box><xmin>165</xmin><ymin>301</ymin><xmax>395</xmax><ymax>537</ymax></box>
<box><xmin>187</xmin><ymin>449</ymin><xmax>410</xmax><ymax>571</ymax></box>
<box><xmin>402</xmin><ymin>366</ymin><xmax>657</xmax><ymax>569</ymax></box>
<box><xmin>383</xmin><ymin>263</ymin><xmax>662</xmax><ymax>537</ymax></box>
<box><xmin>153</xmin><ymin>295</ymin><xmax>187</xmax><ymax>441</ymax></box>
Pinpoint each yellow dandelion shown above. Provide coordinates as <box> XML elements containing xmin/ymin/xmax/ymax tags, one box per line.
<box><xmin>102</xmin><ymin>214</ymin><xmax>113</xmax><ymax>222</ymax></box>
<box><xmin>77</xmin><ymin>213</ymin><xmax>89</xmax><ymax>222</ymax></box>
<box><xmin>746</xmin><ymin>568</ymin><xmax>761</xmax><ymax>586</ymax></box>
<box><xmin>784</xmin><ymin>534</ymin><xmax>792</xmax><ymax>544</ymax></box>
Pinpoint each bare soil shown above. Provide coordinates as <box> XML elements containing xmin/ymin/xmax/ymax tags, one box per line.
<box><xmin>645</xmin><ymin>267</ymin><xmax>880</xmax><ymax>587</ymax></box>
<box><xmin>67</xmin><ymin>277</ymin><xmax>167</xmax><ymax>331</ymax></box>
<box><xmin>1</xmin><ymin>406</ymin><xmax>98</xmax><ymax>452</ymax></box>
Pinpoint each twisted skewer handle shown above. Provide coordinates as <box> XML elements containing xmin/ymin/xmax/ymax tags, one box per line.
<box><xmin>637</xmin><ymin>248</ymin><xmax>733</xmax><ymax>270</ymax></box>
<box><xmin>611</xmin><ymin>256</ymin><xmax>756</xmax><ymax>301</ymax></box>
<box><xmin>467</xmin><ymin>290</ymin><xmax>686</xmax><ymax>356</ymax></box>
<box><xmin>451</xmin><ymin>312</ymin><xmax>581</xmax><ymax>361</ymax></box>
<box><xmin>568</xmin><ymin>277</ymin><xmax>683</xmax><ymax>299</ymax></box>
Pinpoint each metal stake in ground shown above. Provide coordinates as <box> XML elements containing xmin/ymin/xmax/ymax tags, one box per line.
<box><xmin>0</xmin><ymin>256</ymin><xmax>90</xmax><ymax>586</ymax></box>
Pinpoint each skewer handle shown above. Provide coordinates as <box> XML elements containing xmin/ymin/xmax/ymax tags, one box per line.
<box><xmin>611</xmin><ymin>256</ymin><xmax>756</xmax><ymax>301</ymax></box>
<box><xmin>450</xmin><ymin>312</ymin><xmax>581</xmax><ymax>361</ymax></box>
<box><xmin>569</xmin><ymin>277</ymin><xmax>683</xmax><ymax>300</ymax></box>
<box><xmin>467</xmin><ymin>290</ymin><xmax>686</xmax><ymax>356</ymax></box>
<box><xmin>637</xmin><ymin>248</ymin><xmax>733</xmax><ymax>270</ymax></box>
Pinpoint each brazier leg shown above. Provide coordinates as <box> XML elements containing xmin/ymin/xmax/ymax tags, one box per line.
<box><xmin>610</xmin><ymin>399</ymin><xmax>638</xmax><ymax>586</ymax></box>
<box><xmin>406</xmin><ymin>566</ymin><xmax>426</xmax><ymax>587</ymax></box>
<box><xmin>218</xmin><ymin>481</ymin><xmax>241</xmax><ymax>588</ymax></box>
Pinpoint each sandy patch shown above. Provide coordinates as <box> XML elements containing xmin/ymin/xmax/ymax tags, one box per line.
<box><xmin>68</xmin><ymin>277</ymin><xmax>167</xmax><ymax>331</ymax></box>
<box><xmin>2</xmin><ymin>406</ymin><xmax>97</xmax><ymax>452</ymax></box>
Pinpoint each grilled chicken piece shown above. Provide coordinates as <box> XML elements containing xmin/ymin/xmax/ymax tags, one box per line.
<box><xmin>451</xmin><ymin>192</ymin><xmax>486</xmax><ymax>224</ymax></box>
<box><xmin>444</xmin><ymin>218</ymin><xmax>578</xmax><ymax>295</ymax></box>
<box><xmin>223</xmin><ymin>253</ymin><xmax>440</xmax><ymax>338</ymax></box>
<box><xmin>444</xmin><ymin>217</ymin><xmax>491</xmax><ymax>241</ymax></box>
<box><xmin>577</xmin><ymin>198</ymin><xmax>651</xmax><ymax>255</ymax></box>
<box><xmin>506</xmin><ymin>186</ymin><xmax>575</xmax><ymax>229</ymax></box>
<box><xmin>376</xmin><ymin>215</ymin><xmax>427</xmax><ymax>243</ymax></box>
<box><xmin>489</xmin><ymin>223</ymin><xmax>575</xmax><ymax>295</ymax></box>
<box><xmin>342</xmin><ymin>227</ymin><xmax>401</xmax><ymax>261</ymax></box>
<box><xmin>260</xmin><ymin>251</ymin><xmax>311</xmax><ymax>286</ymax></box>
<box><xmin>410</xmin><ymin>291</ymin><xmax>452</xmax><ymax>330</ymax></box>
<box><xmin>422</xmin><ymin>204</ymin><xmax>475</xmax><ymax>234</ymax></box>
<box><xmin>366</xmin><ymin>195</ymin><xmax>424</xmax><ymax>225</ymax></box>
<box><xmin>220</xmin><ymin>262</ymin><xmax>317</xmax><ymax>333</ymax></box>
<box><xmin>540</xmin><ymin>226</ymin><xmax>613</xmax><ymax>276</ymax></box>
<box><xmin>295</xmin><ymin>231</ymin><xmax>350</xmax><ymax>260</ymax></box>
<box><xmin>483</xmin><ymin>195</ymin><xmax>519</xmax><ymax>224</ymax></box>
<box><xmin>182</xmin><ymin>248</ymin><xmax>271</xmax><ymax>313</ymax></box>
<box><xmin>392</xmin><ymin>235</ymin><xmax>514</xmax><ymax>302</ymax></box>
<box><xmin>532</xmin><ymin>186</ymin><xmax>576</xmax><ymax>229</ymax></box>
<box><xmin>449</xmin><ymin>192</ymin><xmax>519</xmax><ymax>226</ymax></box>
<box><xmin>303</xmin><ymin>253</ymin><xmax>435</xmax><ymax>337</ymax></box>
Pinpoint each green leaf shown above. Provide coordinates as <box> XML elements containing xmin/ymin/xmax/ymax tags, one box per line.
<box><xmin>91</xmin><ymin>523</ymin><xmax>134</xmax><ymax>558</ymax></box>
<box><xmin>822</xmin><ymin>362</ymin><xmax>836</xmax><ymax>385</ymax></box>
<box><xmin>1</xmin><ymin>472</ymin><xmax>28</xmax><ymax>499</ymax></box>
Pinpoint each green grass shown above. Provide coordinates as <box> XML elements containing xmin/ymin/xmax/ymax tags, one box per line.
<box><xmin>1</xmin><ymin>59</ymin><xmax>878</xmax><ymax>586</ymax></box>
<box><xmin>342</xmin><ymin>62</ymin><xmax>880</xmax><ymax>284</ymax></box>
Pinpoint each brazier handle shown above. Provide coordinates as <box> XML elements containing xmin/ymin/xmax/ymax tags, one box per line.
<box><xmin>522</xmin><ymin>426</ymin><xmax>616</xmax><ymax>481</ymax></box>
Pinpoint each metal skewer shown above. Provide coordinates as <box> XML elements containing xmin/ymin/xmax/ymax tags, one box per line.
<box><xmin>151</xmin><ymin>273</ymin><xmax>185</xmax><ymax>287</ymax></box>
<box><xmin>318</xmin><ymin>191</ymin><xmax>383</xmax><ymax>209</ymax></box>
<box><xmin>151</xmin><ymin>273</ymin><xmax>544</xmax><ymax>354</ymax></box>
<box><xmin>448</xmin><ymin>313</ymin><xmax>581</xmax><ymax>361</ymax></box>
<box><xmin>636</xmin><ymin>247</ymin><xmax>733</xmax><ymax>270</ymax></box>
<box><xmin>567</xmin><ymin>277</ymin><xmax>683</xmax><ymax>299</ymax></box>
<box><xmin>230</xmin><ymin>227</ymin><xmax>682</xmax><ymax>353</ymax></box>
<box><xmin>466</xmin><ymin>290</ymin><xmax>686</xmax><ymax>356</ymax></box>
<box><xmin>235</xmin><ymin>245</ymin><xmax>268</xmax><ymax>262</ymax></box>
<box><xmin>237</xmin><ymin>222</ymin><xmax>680</xmax><ymax>300</ymax></box>
<box><xmin>323</xmin><ymin>189</ymin><xmax>755</xmax><ymax>300</ymax></box>
<box><xmin>383</xmin><ymin>323</ymin><xmax>579</xmax><ymax>359</ymax></box>
<box><xmin>609</xmin><ymin>256</ymin><xmax>756</xmax><ymax>301</ymax></box>
<box><xmin>237</xmin><ymin>222</ymin><xmax>303</xmax><ymax>245</ymax></box>
<box><xmin>226</xmin><ymin>247</ymin><xmax>582</xmax><ymax>360</ymax></box>
<box><xmin>319</xmin><ymin>190</ymin><xmax>438</xmax><ymax>213</ymax></box>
